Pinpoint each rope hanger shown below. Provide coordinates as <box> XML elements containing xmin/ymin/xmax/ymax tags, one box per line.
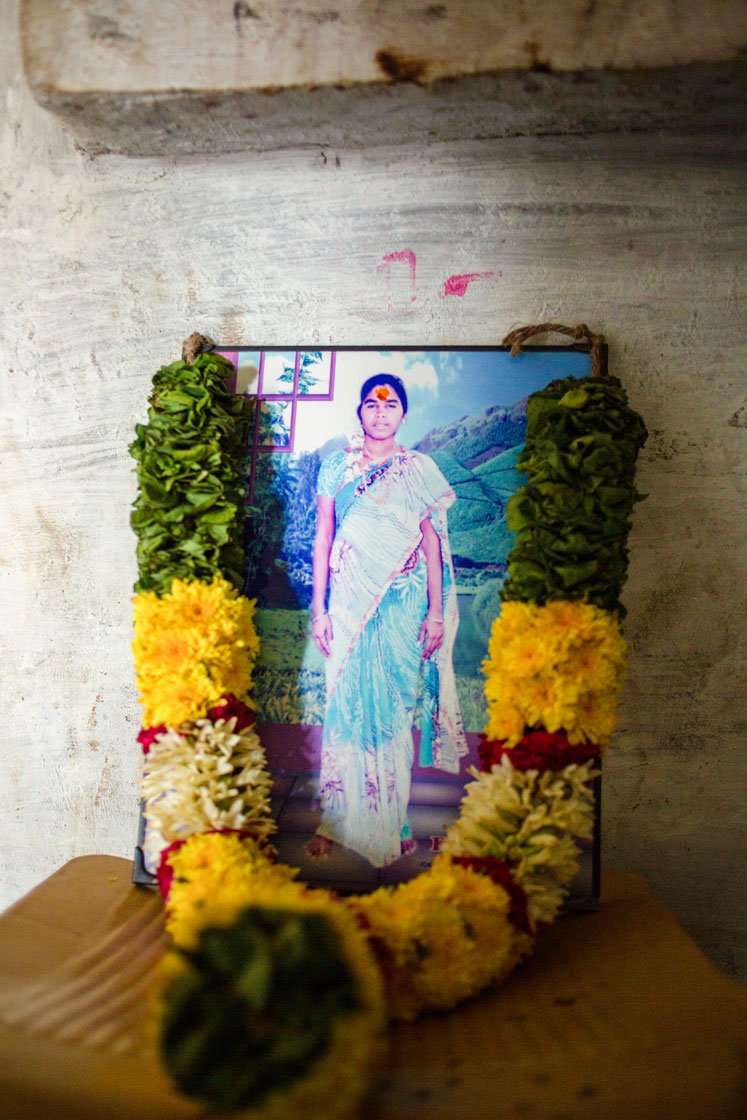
<box><xmin>502</xmin><ymin>322</ymin><xmax>606</xmax><ymax>380</ymax></box>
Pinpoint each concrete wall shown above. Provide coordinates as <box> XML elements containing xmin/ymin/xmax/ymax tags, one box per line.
<box><xmin>20</xmin><ymin>0</ymin><xmax>747</xmax><ymax>155</ymax></box>
<box><xmin>1</xmin><ymin>1</ymin><xmax>745</xmax><ymax>979</ymax></box>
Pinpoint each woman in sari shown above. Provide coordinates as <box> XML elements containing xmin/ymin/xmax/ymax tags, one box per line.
<box><xmin>309</xmin><ymin>373</ymin><xmax>466</xmax><ymax>867</ymax></box>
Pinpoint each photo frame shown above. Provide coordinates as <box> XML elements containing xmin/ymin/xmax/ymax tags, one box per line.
<box><xmin>135</xmin><ymin>344</ymin><xmax>602</xmax><ymax>907</ymax></box>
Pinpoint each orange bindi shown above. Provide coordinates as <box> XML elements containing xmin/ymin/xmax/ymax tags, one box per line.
<box><xmin>373</xmin><ymin>385</ymin><xmax>392</xmax><ymax>401</ymax></box>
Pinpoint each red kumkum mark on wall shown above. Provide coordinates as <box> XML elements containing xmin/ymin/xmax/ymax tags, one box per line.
<box><xmin>377</xmin><ymin>248</ymin><xmax>418</xmax><ymax>309</ymax></box>
<box><xmin>439</xmin><ymin>271</ymin><xmax>498</xmax><ymax>297</ymax></box>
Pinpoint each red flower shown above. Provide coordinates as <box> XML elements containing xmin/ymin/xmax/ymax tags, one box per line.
<box><xmin>451</xmin><ymin>856</ymin><xmax>532</xmax><ymax>934</ymax></box>
<box><xmin>478</xmin><ymin>730</ymin><xmax>600</xmax><ymax>773</ymax></box>
<box><xmin>206</xmin><ymin>694</ymin><xmax>255</xmax><ymax>731</ymax></box>
<box><xmin>137</xmin><ymin>724</ymin><xmax>167</xmax><ymax>754</ymax></box>
<box><xmin>156</xmin><ymin>839</ymin><xmax>186</xmax><ymax>899</ymax></box>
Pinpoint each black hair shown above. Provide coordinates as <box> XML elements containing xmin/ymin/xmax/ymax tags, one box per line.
<box><xmin>356</xmin><ymin>374</ymin><xmax>408</xmax><ymax>420</ymax></box>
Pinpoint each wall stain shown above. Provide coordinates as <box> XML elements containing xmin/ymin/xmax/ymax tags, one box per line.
<box><xmin>640</xmin><ymin>428</ymin><xmax>693</xmax><ymax>462</ymax></box>
<box><xmin>90</xmin><ymin>349</ymin><xmax>104</xmax><ymax>379</ymax></box>
<box><xmin>35</xmin><ymin>508</ymin><xmax>70</xmax><ymax>578</ymax></box>
<box><xmin>94</xmin><ymin>757</ymin><xmax>113</xmax><ymax>808</ymax></box>
<box><xmin>376</xmin><ymin>49</ymin><xmax>428</xmax><ymax>84</ymax></box>
<box><xmin>88</xmin><ymin>692</ymin><xmax>103</xmax><ymax>730</ymax></box>
<box><xmin>185</xmin><ymin>266</ymin><xmax>197</xmax><ymax>317</ymax></box>
<box><xmin>65</xmin><ymin>729</ymin><xmax>78</xmax><ymax>761</ymax></box>
<box><xmin>525</xmin><ymin>39</ymin><xmax>554</xmax><ymax>73</ymax></box>
<box><xmin>87</xmin><ymin>15</ymin><xmax>133</xmax><ymax>43</ymax></box>
<box><xmin>307</xmin><ymin>10</ymin><xmax>341</xmax><ymax>24</ymax></box>
<box><xmin>233</xmin><ymin>2</ymin><xmax>260</xmax><ymax>36</ymax></box>
<box><xmin>220</xmin><ymin>309</ymin><xmax>244</xmax><ymax>344</ymax></box>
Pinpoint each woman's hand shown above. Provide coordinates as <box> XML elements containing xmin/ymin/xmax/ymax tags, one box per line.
<box><xmin>418</xmin><ymin>615</ymin><xmax>444</xmax><ymax>660</ymax></box>
<box><xmin>311</xmin><ymin>612</ymin><xmax>334</xmax><ymax>658</ymax></box>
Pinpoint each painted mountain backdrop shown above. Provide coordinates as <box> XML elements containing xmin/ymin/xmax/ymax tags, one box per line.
<box><xmin>413</xmin><ymin>400</ymin><xmax>526</xmax><ymax>585</ymax></box>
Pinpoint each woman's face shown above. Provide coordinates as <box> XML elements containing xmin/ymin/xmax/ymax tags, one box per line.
<box><xmin>359</xmin><ymin>384</ymin><xmax>405</xmax><ymax>439</ymax></box>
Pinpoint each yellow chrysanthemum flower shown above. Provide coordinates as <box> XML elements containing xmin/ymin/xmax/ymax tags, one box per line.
<box><xmin>347</xmin><ymin>856</ymin><xmax>513</xmax><ymax>1021</ymax></box>
<box><xmin>483</xmin><ymin>600</ymin><xmax>626</xmax><ymax>746</ymax></box>
<box><xmin>133</xmin><ymin>577</ymin><xmax>260</xmax><ymax>726</ymax></box>
<box><xmin>165</xmin><ymin>831</ymin><xmax>297</xmax><ymax>945</ymax></box>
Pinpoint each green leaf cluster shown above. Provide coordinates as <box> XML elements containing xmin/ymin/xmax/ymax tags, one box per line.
<box><xmin>129</xmin><ymin>351</ymin><xmax>254</xmax><ymax>594</ymax></box>
<box><xmin>161</xmin><ymin>907</ymin><xmax>360</xmax><ymax>1110</ymax></box>
<box><xmin>502</xmin><ymin>375</ymin><xmax>647</xmax><ymax>613</ymax></box>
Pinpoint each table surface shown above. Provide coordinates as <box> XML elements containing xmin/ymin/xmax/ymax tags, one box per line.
<box><xmin>0</xmin><ymin>856</ymin><xmax>745</xmax><ymax>1120</ymax></box>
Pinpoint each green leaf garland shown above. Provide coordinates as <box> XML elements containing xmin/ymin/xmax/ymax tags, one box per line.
<box><xmin>130</xmin><ymin>352</ymin><xmax>254</xmax><ymax>595</ymax></box>
<box><xmin>501</xmin><ymin>375</ymin><xmax>647</xmax><ymax>614</ymax></box>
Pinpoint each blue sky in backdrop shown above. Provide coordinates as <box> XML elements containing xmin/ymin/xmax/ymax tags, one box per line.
<box><xmin>293</xmin><ymin>348</ymin><xmax>591</xmax><ymax>451</ymax></box>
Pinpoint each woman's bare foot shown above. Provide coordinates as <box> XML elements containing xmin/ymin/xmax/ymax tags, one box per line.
<box><xmin>400</xmin><ymin>837</ymin><xmax>418</xmax><ymax>856</ymax></box>
<box><xmin>305</xmin><ymin>835</ymin><xmax>334</xmax><ymax>858</ymax></box>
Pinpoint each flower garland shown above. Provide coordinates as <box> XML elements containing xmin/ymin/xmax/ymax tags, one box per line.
<box><xmin>130</xmin><ymin>341</ymin><xmax>646</xmax><ymax>1117</ymax></box>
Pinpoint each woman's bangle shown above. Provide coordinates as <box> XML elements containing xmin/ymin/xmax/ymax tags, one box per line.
<box><xmin>311</xmin><ymin>612</ymin><xmax>328</xmax><ymax>624</ymax></box>
<box><xmin>426</xmin><ymin>615</ymin><xmax>444</xmax><ymax>624</ymax></box>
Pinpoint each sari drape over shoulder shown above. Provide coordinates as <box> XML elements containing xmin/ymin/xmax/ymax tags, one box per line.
<box><xmin>316</xmin><ymin>447</ymin><xmax>467</xmax><ymax>867</ymax></box>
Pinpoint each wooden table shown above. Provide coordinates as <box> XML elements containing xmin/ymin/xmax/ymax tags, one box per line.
<box><xmin>0</xmin><ymin>857</ymin><xmax>745</xmax><ymax>1119</ymax></box>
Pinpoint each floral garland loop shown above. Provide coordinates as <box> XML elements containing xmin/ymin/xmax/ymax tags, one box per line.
<box><xmin>130</xmin><ymin>340</ymin><xmax>646</xmax><ymax>1116</ymax></box>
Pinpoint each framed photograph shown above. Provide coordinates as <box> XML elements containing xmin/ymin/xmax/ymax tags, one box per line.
<box><xmin>135</xmin><ymin>345</ymin><xmax>600</xmax><ymax>905</ymax></box>
<box><xmin>137</xmin><ymin>344</ymin><xmax>596</xmax><ymax>905</ymax></box>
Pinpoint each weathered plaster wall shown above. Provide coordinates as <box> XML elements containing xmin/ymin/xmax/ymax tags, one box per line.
<box><xmin>1</xmin><ymin>4</ymin><xmax>745</xmax><ymax>978</ymax></box>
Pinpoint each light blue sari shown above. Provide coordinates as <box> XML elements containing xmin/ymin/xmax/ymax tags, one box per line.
<box><xmin>316</xmin><ymin>448</ymin><xmax>466</xmax><ymax>866</ymax></box>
